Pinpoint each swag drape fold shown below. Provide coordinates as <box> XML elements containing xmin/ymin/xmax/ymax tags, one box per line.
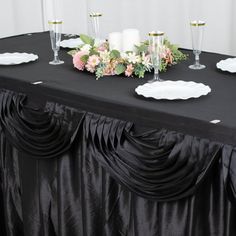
<box><xmin>0</xmin><ymin>89</ymin><xmax>236</xmax><ymax>235</ymax></box>
<box><xmin>83</xmin><ymin>113</ymin><xmax>222</xmax><ymax>201</ymax></box>
<box><xmin>0</xmin><ymin>90</ymin><xmax>84</xmax><ymax>159</ymax></box>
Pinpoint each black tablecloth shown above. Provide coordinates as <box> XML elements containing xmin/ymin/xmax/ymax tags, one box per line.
<box><xmin>0</xmin><ymin>32</ymin><xmax>236</xmax><ymax>145</ymax></box>
<box><xmin>0</xmin><ymin>33</ymin><xmax>236</xmax><ymax>236</ymax></box>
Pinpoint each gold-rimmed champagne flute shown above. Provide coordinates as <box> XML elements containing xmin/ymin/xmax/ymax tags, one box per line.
<box><xmin>89</xmin><ymin>12</ymin><xmax>102</xmax><ymax>40</ymax></box>
<box><xmin>48</xmin><ymin>20</ymin><xmax>64</xmax><ymax>65</ymax></box>
<box><xmin>189</xmin><ymin>20</ymin><xmax>206</xmax><ymax>70</ymax></box>
<box><xmin>148</xmin><ymin>31</ymin><xmax>164</xmax><ymax>83</ymax></box>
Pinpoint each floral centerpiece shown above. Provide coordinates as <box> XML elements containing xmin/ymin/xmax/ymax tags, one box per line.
<box><xmin>68</xmin><ymin>34</ymin><xmax>187</xmax><ymax>79</ymax></box>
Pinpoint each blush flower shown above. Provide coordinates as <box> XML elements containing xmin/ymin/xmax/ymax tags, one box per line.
<box><xmin>87</xmin><ymin>55</ymin><xmax>100</xmax><ymax>67</ymax></box>
<box><xmin>160</xmin><ymin>46</ymin><xmax>173</xmax><ymax>64</ymax></box>
<box><xmin>141</xmin><ymin>53</ymin><xmax>152</xmax><ymax>69</ymax></box>
<box><xmin>85</xmin><ymin>64</ymin><xmax>96</xmax><ymax>73</ymax></box>
<box><xmin>97</xmin><ymin>42</ymin><xmax>108</xmax><ymax>52</ymax></box>
<box><xmin>85</xmin><ymin>55</ymin><xmax>100</xmax><ymax>73</ymax></box>
<box><xmin>73</xmin><ymin>51</ymin><xmax>88</xmax><ymax>71</ymax></box>
<box><xmin>125</xmin><ymin>64</ymin><xmax>134</xmax><ymax>77</ymax></box>
<box><xmin>104</xmin><ymin>60</ymin><xmax>117</xmax><ymax>75</ymax></box>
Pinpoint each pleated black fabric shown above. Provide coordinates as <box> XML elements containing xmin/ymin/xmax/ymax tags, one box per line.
<box><xmin>0</xmin><ymin>90</ymin><xmax>84</xmax><ymax>159</ymax></box>
<box><xmin>222</xmin><ymin>145</ymin><xmax>236</xmax><ymax>204</ymax></box>
<box><xmin>0</xmin><ymin>89</ymin><xmax>236</xmax><ymax>235</ymax></box>
<box><xmin>83</xmin><ymin>112</ymin><xmax>222</xmax><ymax>201</ymax></box>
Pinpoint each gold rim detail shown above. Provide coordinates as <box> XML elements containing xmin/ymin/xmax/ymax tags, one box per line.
<box><xmin>48</xmin><ymin>20</ymin><xmax>63</xmax><ymax>25</ymax></box>
<box><xmin>89</xmin><ymin>13</ymin><xmax>102</xmax><ymax>17</ymax></box>
<box><xmin>190</xmin><ymin>21</ymin><xmax>206</xmax><ymax>26</ymax></box>
<box><xmin>148</xmin><ymin>31</ymin><xmax>164</xmax><ymax>36</ymax></box>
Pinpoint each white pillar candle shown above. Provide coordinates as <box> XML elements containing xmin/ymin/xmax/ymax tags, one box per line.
<box><xmin>122</xmin><ymin>29</ymin><xmax>140</xmax><ymax>52</ymax></box>
<box><xmin>108</xmin><ymin>32</ymin><xmax>122</xmax><ymax>51</ymax></box>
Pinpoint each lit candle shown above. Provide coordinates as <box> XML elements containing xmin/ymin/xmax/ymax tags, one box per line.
<box><xmin>122</xmin><ymin>29</ymin><xmax>140</xmax><ymax>52</ymax></box>
<box><xmin>108</xmin><ymin>32</ymin><xmax>122</xmax><ymax>51</ymax></box>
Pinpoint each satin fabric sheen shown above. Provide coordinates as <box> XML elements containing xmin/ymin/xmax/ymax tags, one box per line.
<box><xmin>0</xmin><ymin>90</ymin><xmax>236</xmax><ymax>235</ymax></box>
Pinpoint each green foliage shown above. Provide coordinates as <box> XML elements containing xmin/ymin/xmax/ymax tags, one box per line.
<box><xmin>115</xmin><ymin>64</ymin><xmax>126</xmax><ymax>75</ymax></box>
<box><xmin>80</xmin><ymin>55</ymin><xmax>89</xmax><ymax>63</ymax></box>
<box><xmin>69</xmin><ymin>34</ymin><xmax>187</xmax><ymax>79</ymax></box>
<box><xmin>135</xmin><ymin>44</ymin><xmax>148</xmax><ymax>54</ymax></box>
<box><xmin>80</xmin><ymin>34</ymin><xmax>95</xmax><ymax>46</ymax></box>
<box><xmin>95</xmin><ymin>63</ymin><xmax>106</xmax><ymax>80</ymax></box>
<box><xmin>67</xmin><ymin>50</ymin><xmax>77</xmax><ymax>56</ymax></box>
<box><xmin>159</xmin><ymin>59</ymin><xmax>168</xmax><ymax>72</ymax></box>
<box><xmin>124</xmin><ymin>50</ymin><xmax>133</xmax><ymax>54</ymax></box>
<box><xmin>110</xmin><ymin>50</ymin><xmax>121</xmax><ymax>60</ymax></box>
<box><xmin>134</xmin><ymin>63</ymin><xmax>146</xmax><ymax>78</ymax></box>
<box><xmin>89</xmin><ymin>48</ymin><xmax>99</xmax><ymax>56</ymax></box>
<box><xmin>164</xmin><ymin>38</ymin><xmax>187</xmax><ymax>63</ymax></box>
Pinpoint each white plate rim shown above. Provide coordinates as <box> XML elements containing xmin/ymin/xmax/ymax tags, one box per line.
<box><xmin>60</xmin><ymin>38</ymin><xmax>106</xmax><ymax>48</ymax></box>
<box><xmin>60</xmin><ymin>38</ymin><xmax>83</xmax><ymax>48</ymax></box>
<box><xmin>0</xmin><ymin>52</ymin><xmax>38</xmax><ymax>65</ymax></box>
<box><xmin>216</xmin><ymin>58</ymin><xmax>236</xmax><ymax>73</ymax></box>
<box><xmin>135</xmin><ymin>80</ymin><xmax>211</xmax><ymax>100</ymax></box>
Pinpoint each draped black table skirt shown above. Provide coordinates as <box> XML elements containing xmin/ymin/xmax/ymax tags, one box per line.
<box><xmin>0</xmin><ymin>89</ymin><xmax>236</xmax><ymax>236</ymax></box>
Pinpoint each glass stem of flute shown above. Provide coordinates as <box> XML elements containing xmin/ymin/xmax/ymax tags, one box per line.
<box><xmin>154</xmin><ymin>67</ymin><xmax>160</xmax><ymax>81</ymax></box>
<box><xmin>53</xmin><ymin>50</ymin><xmax>59</xmax><ymax>62</ymax></box>
<box><xmin>93</xmin><ymin>17</ymin><xmax>100</xmax><ymax>38</ymax></box>
<box><xmin>194</xmin><ymin>52</ymin><xmax>200</xmax><ymax>66</ymax></box>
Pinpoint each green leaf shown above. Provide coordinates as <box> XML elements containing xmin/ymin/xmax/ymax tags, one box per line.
<box><xmin>135</xmin><ymin>44</ymin><xmax>148</xmax><ymax>54</ymax></box>
<box><xmin>80</xmin><ymin>55</ymin><xmax>89</xmax><ymax>63</ymax></box>
<box><xmin>115</xmin><ymin>64</ymin><xmax>126</xmax><ymax>75</ymax></box>
<box><xmin>110</xmin><ymin>50</ymin><xmax>120</xmax><ymax>59</ymax></box>
<box><xmin>125</xmin><ymin>50</ymin><xmax>133</xmax><ymax>54</ymax></box>
<box><xmin>134</xmin><ymin>63</ymin><xmax>146</xmax><ymax>78</ymax></box>
<box><xmin>90</xmin><ymin>38</ymin><xmax>95</xmax><ymax>47</ymax></box>
<box><xmin>80</xmin><ymin>34</ymin><xmax>94</xmax><ymax>46</ymax></box>
<box><xmin>89</xmin><ymin>48</ymin><xmax>99</xmax><ymax>56</ymax></box>
<box><xmin>67</xmin><ymin>50</ymin><xmax>77</xmax><ymax>56</ymax></box>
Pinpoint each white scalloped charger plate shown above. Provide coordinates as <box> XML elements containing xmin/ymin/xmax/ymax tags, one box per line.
<box><xmin>0</xmin><ymin>53</ymin><xmax>38</xmax><ymax>65</ymax></box>
<box><xmin>135</xmin><ymin>80</ymin><xmax>211</xmax><ymax>100</ymax></box>
<box><xmin>216</xmin><ymin>58</ymin><xmax>236</xmax><ymax>73</ymax></box>
<box><xmin>60</xmin><ymin>38</ymin><xmax>105</xmax><ymax>48</ymax></box>
<box><xmin>60</xmin><ymin>38</ymin><xmax>83</xmax><ymax>48</ymax></box>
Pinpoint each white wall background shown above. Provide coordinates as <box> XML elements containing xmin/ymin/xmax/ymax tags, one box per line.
<box><xmin>0</xmin><ymin>0</ymin><xmax>236</xmax><ymax>56</ymax></box>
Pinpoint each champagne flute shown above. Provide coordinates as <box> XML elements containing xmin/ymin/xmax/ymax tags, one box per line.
<box><xmin>189</xmin><ymin>20</ymin><xmax>206</xmax><ymax>70</ymax></box>
<box><xmin>89</xmin><ymin>12</ymin><xmax>102</xmax><ymax>40</ymax></box>
<box><xmin>148</xmin><ymin>31</ymin><xmax>164</xmax><ymax>83</ymax></box>
<box><xmin>48</xmin><ymin>20</ymin><xmax>64</xmax><ymax>65</ymax></box>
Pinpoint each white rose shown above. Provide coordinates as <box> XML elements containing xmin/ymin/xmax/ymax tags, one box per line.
<box><xmin>80</xmin><ymin>44</ymin><xmax>92</xmax><ymax>53</ymax></box>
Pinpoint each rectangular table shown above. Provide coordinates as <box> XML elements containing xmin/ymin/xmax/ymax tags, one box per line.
<box><xmin>0</xmin><ymin>32</ymin><xmax>236</xmax><ymax>145</ymax></box>
<box><xmin>0</xmin><ymin>32</ymin><xmax>236</xmax><ymax>236</ymax></box>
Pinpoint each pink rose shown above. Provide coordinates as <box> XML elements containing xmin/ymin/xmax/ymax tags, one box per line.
<box><xmin>73</xmin><ymin>51</ymin><xmax>87</xmax><ymax>71</ymax></box>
